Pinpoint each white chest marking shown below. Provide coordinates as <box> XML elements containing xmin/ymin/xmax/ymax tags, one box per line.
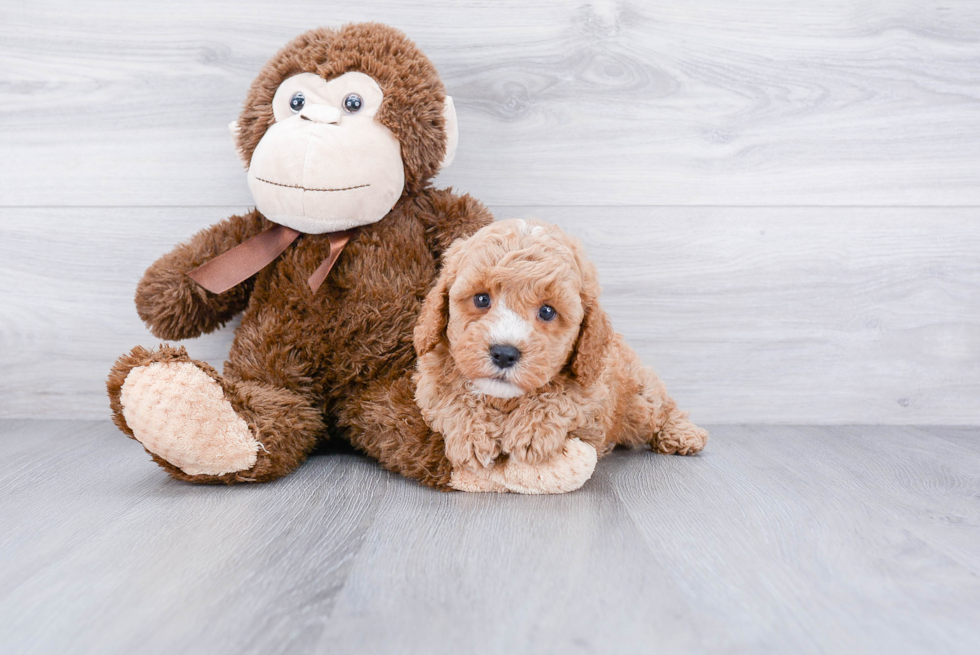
<box><xmin>470</xmin><ymin>377</ymin><xmax>525</xmax><ymax>399</ymax></box>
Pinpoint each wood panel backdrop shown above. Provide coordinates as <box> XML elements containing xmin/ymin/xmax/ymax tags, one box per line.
<box><xmin>1</xmin><ymin>0</ymin><xmax>978</xmax><ymax>423</ymax></box>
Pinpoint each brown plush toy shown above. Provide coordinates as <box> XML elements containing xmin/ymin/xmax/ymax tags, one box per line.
<box><xmin>107</xmin><ymin>23</ymin><xmax>493</xmax><ymax>488</ymax></box>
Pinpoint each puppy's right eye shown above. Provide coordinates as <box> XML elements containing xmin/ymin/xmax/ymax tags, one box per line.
<box><xmin>473</xmin><ymin>293</ymin><xmax>491</xmax><ymax>309</ymax></box>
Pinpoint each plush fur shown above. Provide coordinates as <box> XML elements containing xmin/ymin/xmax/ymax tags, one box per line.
<box><xmin>414</xmin><ymin>220</ymin><xmax>707</xmax><ymax>492</ymax></box>
<box><xmin>107</xmin><ymin>24</ymin><xmax>491</xmax><ymax>487</ymax></box>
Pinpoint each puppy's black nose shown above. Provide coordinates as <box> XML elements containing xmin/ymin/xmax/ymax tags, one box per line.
<box><xmin>489</xmin><ymin>344</ymin><xmax>521</xmax><ymax>369</ymax></box>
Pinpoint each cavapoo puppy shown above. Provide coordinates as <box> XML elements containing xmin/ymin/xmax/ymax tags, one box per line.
<box><xmin>414</xmin><ymin>219</ymin><xmax>707</xmax><ymax>494</ymax></box>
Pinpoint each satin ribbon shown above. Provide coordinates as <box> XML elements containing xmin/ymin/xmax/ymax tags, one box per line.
<box><xmin>187</xmin><ymin>224</ymin><xmax>355</xmax><ymax>294</ymax></box>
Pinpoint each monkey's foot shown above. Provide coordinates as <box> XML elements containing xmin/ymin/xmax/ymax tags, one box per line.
<box><xmin>109</xmin><ymin>346</ymin><xmax>259</xmax><ymax>476</ymax></box>
<box><xmin>450</xmin><ymin>438</ymin><xmax>597</xmax><ymax>494</ymax></box>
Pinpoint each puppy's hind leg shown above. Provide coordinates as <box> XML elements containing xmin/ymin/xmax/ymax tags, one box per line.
<box><xmin>619</xmin><ymin>366</ymin><xmax>707</xmax><ymax>456</ymax></box>
<box><xmin>652</xmin><ymin>404</ymin><xmax>708</xmax><ymax>455</ymax></box>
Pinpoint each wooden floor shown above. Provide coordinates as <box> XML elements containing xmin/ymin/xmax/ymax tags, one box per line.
<box><xmin>1</xmin><ymin>420</ymin><xmax>977</xmax><ymax>654</ymax></box>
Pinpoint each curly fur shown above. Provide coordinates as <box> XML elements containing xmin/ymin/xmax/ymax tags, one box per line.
<box><xmin>414</xmin><ymin>220</ymin><xmax>708</xmax><ymax>479</ymax></box>
<box><xmin>107</xmin><ymin>24</ymin><xmax>492</xmax><ymax>487</ymax></box>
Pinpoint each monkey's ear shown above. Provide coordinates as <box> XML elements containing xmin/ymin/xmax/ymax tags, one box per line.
<box><xmin>439</xmin><ymin>96</ymin><xmax>459</xmax><ymax>170</ymax></box>
<box><xmin>229</xmin><ymin>121</ymin><xmax>248</xmax><ymax>168</ymax></box>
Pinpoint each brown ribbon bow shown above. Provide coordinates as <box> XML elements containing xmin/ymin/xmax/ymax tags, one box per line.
<box><xmin>187</xmin><ymin>224</ymin><xmax>355</xmax><ymax>294</ymax></box>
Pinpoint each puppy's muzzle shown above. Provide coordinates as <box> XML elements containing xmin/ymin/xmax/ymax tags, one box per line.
<box><xmin>489</xmin><ymin>344</ymin><xmax>521</xmax><ymax>370</ymax></box>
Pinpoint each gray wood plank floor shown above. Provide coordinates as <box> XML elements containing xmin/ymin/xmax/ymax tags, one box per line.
<box><xmin>2</xmin><ymin>420</ymin><xmax>978</xmax><ymax>654</ymax></box>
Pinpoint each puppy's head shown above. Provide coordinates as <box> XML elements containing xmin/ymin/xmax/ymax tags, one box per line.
<box><xmin>414</xmin><ymin>219</ymin><xmax>613</xmax><ymax>398</ymax></box>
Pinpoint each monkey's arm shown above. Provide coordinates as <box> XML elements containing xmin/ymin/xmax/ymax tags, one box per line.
<box><xmin>135</xmin><ymin>210</ymin><xmax>269</xmax><ymax>341</ymax></box>
<box><xmin>418</xmin><ymin>188</ymin><xmax>494</xmax><ymax>261</ymax></box>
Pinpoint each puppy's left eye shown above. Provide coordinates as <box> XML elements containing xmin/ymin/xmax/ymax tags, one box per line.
<box><xmin>474</xmin><ymin>293</ymin><xmax>491</xmax><ymax>309</ymax></box>
<box><xmin>538</xmin><ymin>305</ymin><xmax>557</xmax><ymax>321</ymax></box>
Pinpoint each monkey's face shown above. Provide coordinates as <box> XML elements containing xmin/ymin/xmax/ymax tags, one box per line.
<box><xmin>245</xmin><ymin>72</ymin><xmax>407</xmax><ymax>234</ymax></box>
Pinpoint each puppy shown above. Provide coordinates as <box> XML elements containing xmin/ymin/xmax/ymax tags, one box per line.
<box><xmin>414</xmin><ymin>219</ymin><xmax>707</xmax><ymax>494</ymax></box>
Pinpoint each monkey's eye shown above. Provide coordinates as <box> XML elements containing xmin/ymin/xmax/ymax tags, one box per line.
<box><xmin>473</xmin><ymin>293</ymin><xmax>491</xmax><ymax>309</ymax></box>
<box><xmin>289</xmin><ymin>92</ymin><xmax>306</xmax><ymax>113</ymax></box>
<box><xmin>343</xmin><ymin>93</ymin><xmax>363</xmax><ymax>113</ymax></box>
<box><xmin>538</xmin><ymin>305</ymin><xmax>557</xmax><ymax>321</ymax></box>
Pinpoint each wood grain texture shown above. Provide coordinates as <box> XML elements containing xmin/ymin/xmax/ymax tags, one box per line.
<box><xmin>1</xmin><ymin>2</ymin><xmax>978</xmax><ymax>422</ymax></box>
<box><xmin>0</xmin><ymin>0</ymin><xmax>978</xmax><ymax>206</ymax></box>
<box><xmin>2</xmin><ymin>206</ymin><xmax>977</xmax><ymax>423</ymax></box>
<box><xmin>1</xmin><ymin>420</ymin><xmax>978</xmax><ymax>654</ymax></box>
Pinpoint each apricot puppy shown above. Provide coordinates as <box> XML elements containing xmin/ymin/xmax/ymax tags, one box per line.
<box><xmin>414</xmin><ymin>219</ymin><xmax>707</xmax><ymax>494</ymax></box>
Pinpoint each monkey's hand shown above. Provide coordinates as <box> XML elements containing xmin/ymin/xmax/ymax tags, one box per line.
<box><xmin>136</xmin><ymin>211</ymin><xmax>268</xmax><ymax>341</ymax></box>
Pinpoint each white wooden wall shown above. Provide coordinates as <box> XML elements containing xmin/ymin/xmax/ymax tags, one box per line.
<box><xmin>1</xmin><ymin>0</ymin><xmax>978</xmax><ymax>423</ymax></box>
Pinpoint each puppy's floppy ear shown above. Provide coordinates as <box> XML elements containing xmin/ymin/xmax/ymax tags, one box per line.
<box><xmin>571</xmin><ymin>298</ymin><xmax>614</xmax><ymax>388</ymax></box>
<box><xmin>568</xmin><ymin>239</ymin><xmax>614</xmax><ymax>388</ymax></box>
<box><xmin>414</xmin><ymin>239</ymin><xmax>465</xmax><ymax>357</ymax></box>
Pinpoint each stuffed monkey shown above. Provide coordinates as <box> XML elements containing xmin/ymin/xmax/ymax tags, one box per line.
<box><xmin>107</xmin><ymin>23</ymin><xmax>492</xmax><ymax>488</ymax></box>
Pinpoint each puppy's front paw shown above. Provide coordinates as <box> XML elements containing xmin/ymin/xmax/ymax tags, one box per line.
<box><xmin>444</xmin><ymin>432</ymin><xmax>501</xmax><ymax>470</ymax></box>
<box><xmin>502</xmin><ymin>414</ymin><xmax>569</xmax><ymax>466</ymax></box>
<box><xmin>515</xmin><ymin>424</ymin><xmax>567</xmax><ymax>466</ymax></box>
<box><xmin>472</xmin><ymin>439</ymin><xmax>502</xmax><ymax>469</ymax></box>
